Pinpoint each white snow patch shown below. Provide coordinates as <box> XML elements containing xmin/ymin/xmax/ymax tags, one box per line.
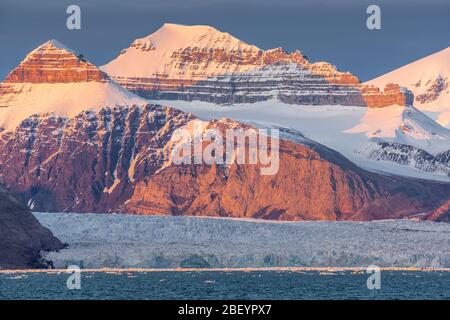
<box><xmin>0</xmin><ymin>81</ymin><xmax>147</xmax><ymax>131</ymax></box>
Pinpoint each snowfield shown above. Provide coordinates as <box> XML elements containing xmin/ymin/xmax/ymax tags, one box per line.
<box><xmin>35</xmin><ymin>213</ymin><xmax>450</xmax><ymax>269</ymax></box>
<box><xmin>0</xmin><ymin>81</ymin><xmax>147</xmax><ymax>132</ymax></box>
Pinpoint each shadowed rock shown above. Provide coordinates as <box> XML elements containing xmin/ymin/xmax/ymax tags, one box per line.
<box><xmin>0</xmin><ymin>184</ymin><xmax>64</xmax><ymax>269</ymax></box>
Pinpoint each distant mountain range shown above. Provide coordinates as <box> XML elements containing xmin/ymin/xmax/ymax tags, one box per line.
<box><xmin>0</xmin><ymin>23</ymin><xmax>448</xmax><ymax>222</ymax></box>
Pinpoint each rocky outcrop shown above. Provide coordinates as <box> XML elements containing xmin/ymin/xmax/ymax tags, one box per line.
<box><xmin>120</xmin><ymin>64</ymin><xmax>413</xmax><ymax>107</ymax></box>
<box><xmin>365</xmin><ymin>46</ymin><xmax>450</xmax><ymax>128</ymax></box>
<box><xmin>124</xmin><ymin>141</ymin><xmax>449</xmax><ymax>221</ymax></box>
<box><xmin>0</xmin><ymin>104</ymin><xmax>448</xmax><ymax>221</ymax></box>
<box><xmin>415</xmin><ymin>76</ymin><xmax>448</xmax><ymax>104</ymax></box>
<box><xmin>108</xmin><ymin>55</ymin><xmax>369</xmax><ymax>106</ymax></box>
<box><xmin>103</xmin><ymin>23</ymin><xmax>309</xmax><ymax>81</ymax></box>
<box><xmin>361</xmin><ymin>142</ymin><xmax>450</xmax><ymax>176</ymax></box>
<box><xmin>361</xmin><ymin>83</ymin><xmax>414</xmax><ymax>108</ymax></box>
<box><xmin>0</xmin><ymin>183</ymin><xmax>64</xmax><ymax>269</ymax></box>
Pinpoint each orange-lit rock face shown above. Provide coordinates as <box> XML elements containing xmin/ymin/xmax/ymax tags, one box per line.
<box><xmin>111</xmin><ymin>57</ymin><xmax>368</xmax><ymax>106</ymax></box>
<box><xmin>361</xmin><ymin>83</ymin><xmax>414</xmax><ymax>108</ymax></box>
<box><xmin>115</xmin><ymin>47</ymin><xmax>310</xmax><ymax>89</ymax></box>
<box><xmin>0</xmin><ymin>104</ymin><xmax>447</xmax><ymax>220</ymax></box>
<box><xmin>262</xmin><ymin>48</ymin><xmax>306</xmax><ymax>65</ymax></box>
<box><xmin>3</xmin><ymin>41</ymin><xmax>108</xmax><ymax>83</ymax></box>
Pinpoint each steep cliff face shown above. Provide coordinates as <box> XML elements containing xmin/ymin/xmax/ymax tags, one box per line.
<box><xmin>102</xmin><ymin>23</ymin><xmax>411</xmax><ymax>107</ymax></box>
<box><xmin>0</xmin><ymin>104</ymin><xmax>447</xmax><ymax>220</ymax></box>
<box><xmin>361</xmin><ymin>83</ymin><xmax>414</xmax><ymax>108</ymax></box>
<box><xmin>0</xmin><ymin>183</ymin><xmax>64</xmax><ymax>269</ymax></box>
<box><xmin>0</xmin><ymin>105</ymin><xmax>193</xmax><ymax>213</ymax></box>
<box><xmin>124</xmin><ymin>136</ymin><xmax>449</xmax><ymax>221</ymax></box>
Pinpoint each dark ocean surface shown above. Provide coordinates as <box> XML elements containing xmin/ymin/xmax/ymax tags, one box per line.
<box><xmin>0</xmin><ymin>270</ymin><xmax>449</xmax><ymax>300</ymax></box>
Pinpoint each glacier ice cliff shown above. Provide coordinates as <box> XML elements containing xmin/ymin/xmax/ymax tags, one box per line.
<box><xmin>35</xmin><ymin>213</ymin><xmax>450</xmax><ymax>269</ymax></box>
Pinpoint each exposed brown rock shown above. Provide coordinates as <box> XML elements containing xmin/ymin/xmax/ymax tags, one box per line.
<box><xmin>415</xmin><ymin>76</ymin><xmax>448</xmax><ymax>104</ymax></box>
<box><xmin>262</xmin><ymin>48</ymin><xmax>308</xmax><ymax>65</ymax></box>
<box><xmin>124</xmin><ymin>126</ymin><xmax>449</xmax><ymax>221</ymax></box>
<box><xmin>98</xmin><ymin>24</ymin><xmax>412</xmax><ymax>107</ymax></box>
<box><xmin>0</xmin><ymin>105</ymin><xmax>194</xmax><ymax>213</ymax></box>
<box><xmin>361</xmin><ymin>83</ymin><xmax>414</xmax><ymax>108</ymax></box>
<box><xmin>3</xmin><ymin>40</ymin><xmax>108</xmax><ymax>83</ymax></box>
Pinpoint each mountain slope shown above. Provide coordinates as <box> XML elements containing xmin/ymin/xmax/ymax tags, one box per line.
<box><xmin>157</xmin><ymin>100</ymin><xmax>450</xmax><ymax>182</ymax></box>
<box><xmin>366</xmin><ymin>46</ymin><xmax>450</xmax><ymax>128</ymax></box>
<box><xmin>0</xmin><ymin>40</ymin><xmax>147</xmax><ymax>131</ymax></box>
<box><xmin>0</xmin><ymin>103</ymin><xmax>448</xmax><ymax>221</ymax></box>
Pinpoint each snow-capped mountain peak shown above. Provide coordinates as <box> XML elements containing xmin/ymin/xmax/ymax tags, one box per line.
<box><xmin>27</xmin><ymin>39</ymin><xmax>78</xmax><ymax>57</ymax></box>
<box><xmin>0</xmin><ymin>40</ymin><xmax>147</xmax><ymax>131</ymax></box>
<box><xmin>132</xmin><ymin>23</ymin><xmax>260</xmax><ymax>52</ymax></box>
<box><xmin>366</xmin><ymin>46</ymin><xmax>450</xmax><ymax>128</ymax></box>
<box><xmin>102</xmin><ymin>23</ymin><xmax>263</xmax><ymax>79</ymax></box>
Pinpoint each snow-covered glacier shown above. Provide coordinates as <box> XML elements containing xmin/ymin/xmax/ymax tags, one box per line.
<box><xmin>34</xmin><ymin>213</ymin><xmax>450</xmax><ymax>269</ymax></box>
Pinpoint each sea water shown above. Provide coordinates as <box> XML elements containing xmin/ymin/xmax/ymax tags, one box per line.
<box><xmin>0</xmin><ymin>270</ymin><xmax>449</xmax><ymax>300</ymax></box>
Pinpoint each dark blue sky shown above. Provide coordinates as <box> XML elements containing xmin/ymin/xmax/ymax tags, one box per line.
<box><xmin>0</xmin><ymin>0</ymin><xmax>449</xmax><ymax>81</ymax></box>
